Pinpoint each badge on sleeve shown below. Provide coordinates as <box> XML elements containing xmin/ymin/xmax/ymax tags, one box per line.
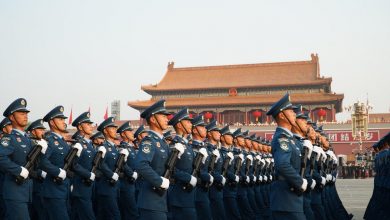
<box><xmin>1</xmin><ymin>137</ymin><xmax>10</xmax><ymax>147</ymax></box>
<box><xmin>142</xmin><ymin>146</ymin><xmax>151</xmax><ymax>154</ymax></box>
<box><xmin>278</xmin><ymin>138</ymin><xmax>289</xmax><ymax>151</ymax></box>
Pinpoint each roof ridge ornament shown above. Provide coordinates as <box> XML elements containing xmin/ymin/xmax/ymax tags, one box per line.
<box><xmin>167</xmin><ymin>61</ymin><xmax>175</xmax><ymax>70</ymax></box>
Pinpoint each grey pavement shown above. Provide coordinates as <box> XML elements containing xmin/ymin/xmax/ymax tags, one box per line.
<box><xmin>336</xmin><ymin>178</ymin><xmax>374</xmax><ymax>220</ymax></box>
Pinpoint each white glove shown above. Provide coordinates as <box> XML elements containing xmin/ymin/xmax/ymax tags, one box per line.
<box><xmin>160</xmin><ymin>177</ymin><xmax>170</xmax><ymax>189</ymax></box>
<box><xmin>199</xmin><ymin>148</ymin><xmax>208</xmax><ymax>164</ymax></box>
<box><xmin>98</xmin><ymin>146</ymin><xmax>107</xmax><ymax>158</ymax></box>
<box><xmin>227</xmin><ymin>152</ymin><xmax>234</xmax><ymax>164</ymax></box>
<box><xmin>259</xmin><ymin>175</ymin><xmax>263</xmax><ymax>182</ymax></box>
<box><xmin>321</xmin><ymin>177</ymin><xmax>326</xmax><ymax>186</ymax></box>
<box><xmin>221</xmin><ymin>176</ymin><xmax>226</xmax><ymax>186</ymax></box>
<box><xmin>303</xmin><ymin>139</ymin><xmax>313</xmax><ymax>159</ymax></box>
<box><xmin>260</xmin><ymin>159</ymin><xmax>265</xmax><ymax>166</ymax></box>
<box><xmin>326</xmin><ymin>174</ymin><xmax>332</xmax><ymax>182</ymax></box>
<box><xmin>238</xmin><ymin>153</ymin><xmax>244</xmax><ymax>161</ymax></box>
<box><xmin>254</xmin><ymin>176</ymin><xmax>257</xmax><ymax>182</ymax></box>
<box><xmin>246</xmin><ymin>154</ymin><xmax>253</xmax><ymax>161</ymax></box>
<box><xmin>269</xmin><ymin>175</ymin><xmax>273</xmax><ymax>181</ymax></box>
<box><xmin>41</xmin><ymin>171</ymin><xmax>47</xmax><ymax>179</ymax></box>
<box><xmin>311</xmin><ymin>180</ymin><xmax>316</xmax><ymax>189</ymax></box>
<box><xmin>301</xmin><ymin>178</ymin><xmax>308</xmax><ymax>192</ymax></box>
<box><xmin>212</xmin><ymin>149</ymin><xmax>220</xmax><ymax>161</ymax></box>
<box><xmin>255</xmin><ymin>155</ymin><xmax>261</xmax><ymax>161</ymax></box>
<box><xmin>20</xmin><ymin>166</ymin><xmax>29</xmax><ymax>179</ymax></box>
<box><xmin>332</xmin><ymin>176</ymin><xmax>336</xmax><ymax>182</ymax></box>
<box><xmin>174</xmin><ymin>143</ymin><xmax>185</xmax><ymax>159</ymax></box>
<box><xmin>73</xmin><ymin>143</ymin><xmax>83</xmax><ymax>157</ymax></box>
<box><xmin>246</xmin><ymin>176</ymin><xmax>250</xmax><ymax>183</ymax></box>
<box><xmin>90</xmin><ymin>172</ymin><xmax>96</xmax><ymax>181</ymax></box>
<box><xmin>209</xmin><ymin>174</ymin><xmax>214</xmax><ymax>185</ymax></box>
<box><xmin>58</xmin><ymin>168</ymin><xmax>67</xmax><ymax>180</ymax></box>
<box><xmin>235</xmin><ymin>175</ymin><xmax>239</xmax><ymax>183</ymax></box>
<box><xmin>313</xmin><ymin>146</ymin><xmax>322</xmax><ymax>161</ymax></box>
<box><xmin>264</xmin><ymin>175</ymin><xmax>268</xmax><ymax>182</ymax></box>
<box><xmin>132</xmin><ymin>171</ymin><xmax>138</xmax><ymax>180</ymax></box>
<box><xmin>120</xmin><ymin>148</ymin><xmax>129</xmax><ymax>162</ymax></box>
<box><xmin>111</xmin><ymin>172</ymin><xmax>119</xmax><ymax>181</ymax></box>
<box><xmin>189</xmin><ymin>175</ymin><xmax>197</xmax><ymax>187</ymax></box>
<box><xmin>37</xmin><ymin>139</ymin><xmax>48</xmax><ymax>154</ymax></box>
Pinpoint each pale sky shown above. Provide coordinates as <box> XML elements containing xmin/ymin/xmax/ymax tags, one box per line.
<box><xmin>0</xmin><ymin>0</ymin><xmax>389</xmax><ymax>125</ymax></box>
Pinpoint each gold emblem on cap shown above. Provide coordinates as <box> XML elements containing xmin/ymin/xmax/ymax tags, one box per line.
<box><xmin>40</xmin><ymin>120</ymin><xmax>43</xmax><ymax>124</ymax></box>
<box><xmin>128</xmin><ymin>122</ymin><xmax>131</xmax><ymax>126</ymax></box>
<box><xmin>201</xmin><ymin>115</ymin><xmax>204</xmax><ymax>120</ymax></box>
<box><xmin>60</xmin><ymin>107</ymin><xmax>64</xmax><ymax>112</ymax></box>
<box><xmin>21</xmin><ymin>99</ymin><xmax>26</xmax><ymax>106</ymax></box>
<box><xmin>111</xmin><ymin>118</ymin><xmax>114</xmax><ymax>122</ymax></box>
<box><xmin>87</xmin><ymin>113</ymin><xmax>90</xmax><ymax>118</ymax></box>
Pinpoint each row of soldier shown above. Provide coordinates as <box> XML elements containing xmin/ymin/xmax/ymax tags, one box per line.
<box><xmin>0</xmin><ymin>94</ymin><xmax>352</xmax><ymax>220</ymax></box>
<box><xmin>364</xmin><ymin>131</ymin><xmax>390</xmax><ymax>219</ymax></box>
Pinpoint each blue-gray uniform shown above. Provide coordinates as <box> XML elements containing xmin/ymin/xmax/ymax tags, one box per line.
<box><xmin>168</xmin><ymin>135</ymin><xmax>197</xmax><ymax>220</ymax></box>
<box><xmin>0</xmin><ymin>129</ymin><xmax>33</xmax><ymax>220</ymax></box>
<box><xmin>237</xmin><ymin>148</ymin><xmax>255</xmax><ymax>220</ymax></box>
<box><xmin>246</xmin><ymin>138</ymin><xmax>261</xmax><ymax>219</ymax></box>
<box><xmin>220</xmin><ymin>146</ymin><xmax>241</xmax><ymax>220</ymax></box>
<box><xmin>206</xmin><ymin>141</ymin><xmax>227</xmax><ymax>220</ymax></box>
<box><xmin>0</xmin><ymin>98</ymin><xmax>32</xmax><ymax>220</ymax></box>
<box><xmin>26</xmin><ymin>119</ymin><xmax>48</xmax><ymax>220</ymax></box>
<box><xmin>71</xmin><ymin>136</ymin><xmax>97</xmax><ymax>220</ymax></box>
<box><xmin>119</xmin><ymin>141</ymin><xmax>139</xmax><ymax>220</ymax></box>
<box><xmin>0</xmin><ymin>117</ymin><xmax>12</xmax><ymax>219</ymax></box>
<box><xmin>95</xmin><ymin>138</ymin><xmax>121</xmax><ymax>220</ymax></box>
<box><xmin>40</xmin><ymin>131</ymin><xmax>72</xmax><ymax>220</ymax></box>
<box><xmin>192</xmin><ymin>139</ymin><xmax>213</xmax><ymax>220</ymax></box>
<box><xmin>135</xmin><ymin>130</ymin><xmax>170</xmax><ymax>219</ymax></box>
<box><xmin>167</xmin><ymin>107</ymin><xmax>197</xmax><ymax>220</ymax></box>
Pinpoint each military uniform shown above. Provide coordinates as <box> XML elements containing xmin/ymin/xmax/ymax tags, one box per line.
<box><xmin>134</xmin><ymin>100</ymin><xmax>171</xmax><ymax>220</ymax></box>
<box><xmin>0</xmin><ymin>117</ymin><xmax>12</xmax><ymax>220</ymax></box>
<box><xmin>168</xmin><ymin>108</ymin><xmax>197</xmax><ymax>220</ymax></box>
<box><xmin>267</xmin><ymin>94</ymin><xmax>307</xmax><ymax>220</ymax></box>
<box><xmin>70</xmin><ymin>112</ymin><xmax>97</xmax><ymax>220</ymax></box>
<box><xmin>117</xmin><ymin>121</ymin><xmax>139</xmax><ymax>220</ymax></box>
<box><xmin>0</xmin><ymin>98</ymin><xmax>33</xmax><ymax>220</ymax></box>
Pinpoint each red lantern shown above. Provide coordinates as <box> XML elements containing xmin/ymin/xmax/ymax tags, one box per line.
<box><xmin>317</xmin><ymin>109</ymin><xmax>326</xmax><ymax>121</ymax></box>
<box><xmin>204</xmin><ymin>112</ymin><xmax>213</xmax><ymax>122</ymax></box>
<box><xmin>252</xmin><ymin>110</ymin><xmax>262</xmax><ymax>122</ymax></box>
<box><xmin>167</xmin><ymin>114</ymin><xmax>174</xmax><ymax>120</ymax></box>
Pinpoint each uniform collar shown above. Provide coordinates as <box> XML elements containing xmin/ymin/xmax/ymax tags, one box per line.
<box><xmin>52</xmin><ymin>132</ymin><xmax>63</xmax><ymax>139</ymax></box>
<box><xmin>148</xmin><ymin>130</ymin><xmax>163</xmax><ymax>140</ymax></box>
<box><xmin>277</xmin><ymin>126</ymin><xmax>293</xmax><ymax>137</ymax></box>
<box><xmin>192</xmin><ymin>139</ymin><xmax>204</xmax><ymax>146</ymax></box>
<box><xmin>13</xmin><ymin>128</ymin><xmax>26</xmax><ymax>136</ymax></box>
<box><xmin>83</xmin><ymin>137</ymin><xmax>91</xmax><ymax>143</ymax></box>
<box><xmin>107</xmin><ymin>140</ymin><xmax>115</xmax><ymax>146</ymax></box>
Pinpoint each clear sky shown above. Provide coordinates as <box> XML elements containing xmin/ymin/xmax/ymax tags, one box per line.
<box><xmin>0</xmin><ymin>0</ymin><xmax>389</xmax><ymax>125</ymax></box>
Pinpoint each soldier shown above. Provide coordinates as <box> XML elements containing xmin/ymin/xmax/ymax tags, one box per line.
<box><xmin>0</xmin><ymin>98</ymin><xmax>46</xmax><ymax>220</ymax></box>
<box><xmin>91</xmin><ymin>131</ymin><xmax>105</xmax><ymax>148</ymax></box>
<box><xmin>70</xmin><ymin>112</ymin><xmax>104</xmax><ymax>220</ymax></box>
<box><xmin>190</xmin><ymin>115</ymin><xmax>213</xmax><ymax>220</ymax></box>
<box><xmin>205</xmin><ymin>119</ymin><xmax>227</xmax><ymax>220</ymax></box>
<box><xmin>117</xmin><ymin>121</ymin><xmax>139</xmax><ymax>220</ymax></box>
<box><xmin>219</xmin><ymin>125</ymin><xmax>241</xmax><ymax>220</ymax></box>
<box><xmin>266</xmin><ymin>94</ymin><xmax>307</xmax><ymax>220</ymax></box>
<box><xmin>0</xmin><ymin>117</ymin><xmax>12</xmax><ymax>219</ymax></box>
<box><xmin>246</xmin><ymin>134</ymin><xmax>260</xmax><ymax>219</ymax></box>
<box><xmin>95</xmin><ymin>117</ymin><xmax>126</xmax><ymax>220</ymax></box>
<box><xmin>134</xmin><ymin>99</ymin><xmax>182</xmax><ymax>220</ymax></box>
<box><xmin>26</xmin><ymin>119</ymin><xmax>48</xmax><ymax>220</ymax></box>
<box><xmin>134</xmin><ymin>125</ymin><xmax>148</xmax><ymax>149</ymax></box>
<box><xmin>168</xmin><ymin>108</ymin><xmax>198</xmax><ymax>220</ymax></box>
<box><xmin>40</xmin><ymin>106</ymin><xmax>82</xmax><ymax>220</ymax></box>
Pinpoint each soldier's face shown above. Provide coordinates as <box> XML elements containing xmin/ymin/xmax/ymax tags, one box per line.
<box><xmin>194</xmin><ymin>126</ymin><xmax>207</xmax><ymax>138</ymax></box>
<box><xmin>245</xmin><ymin>138</ymin><xmax>252</xmax><ymax>149</ymax></box>
<box><xmin>308</xmin><ymin>127</ymin><xmax>316</xmax><ymax>140</ymax></box>
<box><xmin>138</xmin><ymin>132</ymin><xmax>148</xmax><ymax>141</ymax></box>
<box><xmin>296</xmin><ymin>118</ymin><xmax>308</xmax><ymax>134</ymax></box>
<box><xmin>124</xmin><ymin>130</ymin><xmax>135</xmax><ymax>141</ymax></box>
<box><xmin>105</xmin><ymin>126</ymin><xmax>117</xmax><ymax>139</ymax></box>
<box><xmin>80</xmin><ymin>122</ymin><xmax>93</xmax><ymax>136</ymax></box>
<box><xmin>32</xmin><ymin>128</ymin><xmax>45</xmax><ymax>139</ymax></box>
<box><xmin>52</xmin><ymin>118</ymin><xmax>67</xmax><ymax>132</ymax></box>
<box><xmin>210</xmin><ymin>130</ymin><xmax>221</xmax><ymax>141</ymax></box>
<box><xmin>180</xmin><ymin>119</ymin><xmax>192</xmax><ymax>134</ymax></box>
<box><xmin>11</xmin><ymin>111</ymin><xmax>28</xmax><ymax>127</ymax></box>
<box><xmin>3</xmin><ymin>124</ymin><xmax>12</xmax><ymax>134</ymax></box>
<box><xmin>282</xmin><ymin>109</ymin><xmax>297</xmax><ymax>126</ymax></box>
<box><xmin>154</xmin><ymin>114</ymin><xmax>168</xmax><ymax>130</ymax></box>
<box><xmin>252</xmin><ymin>141</ymin><xmax>258</xmax><ymax>150</ymax></box>
<box><xmin>236</xmin><ymin>137</ymin><xmax>245</xmax><ymax>147</ymax></box>
<box><xmin>222</xmin><ymin>134</ymin><xmax>233</xmax><ymax>145</ymax></box>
